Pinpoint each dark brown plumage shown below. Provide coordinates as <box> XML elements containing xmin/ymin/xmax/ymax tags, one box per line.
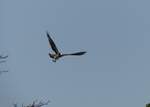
<box><xmin>46</xmin><ymin>32</ymin><xmax>86</xmax><ymax>62</ymax></box>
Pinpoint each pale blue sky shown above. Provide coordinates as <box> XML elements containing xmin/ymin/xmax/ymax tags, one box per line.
<box><xmin>1</xmin><ymin>0</ymin><xmax>150</xmax><ymax>107</ymax></box>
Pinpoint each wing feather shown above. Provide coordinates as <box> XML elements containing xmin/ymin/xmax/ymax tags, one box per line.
<box><xmin>62</xmin><ymin>51</ymin><xmax>86</xmax><ymax>56</ymax></box>
<box><xmin>46</xmin><ymin>32</ymin><xmax>60</xmax><ymax>54</ymax></box>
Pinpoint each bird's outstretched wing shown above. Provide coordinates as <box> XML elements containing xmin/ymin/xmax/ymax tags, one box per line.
<box><xmin>46</xmin><ymin>32</ymin><xmax>60</xmax><ymax>54</ymax></box>
<box><xmin>63</xmin><ymin>51</ymin><xmax>86</xmax><ymax>56</ymax></box>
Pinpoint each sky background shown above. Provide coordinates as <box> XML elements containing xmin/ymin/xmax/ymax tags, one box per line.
<box><xmin>0</xmin><ymin>0</ymin><xmax>150</xmax><ymax>107</ymax></box>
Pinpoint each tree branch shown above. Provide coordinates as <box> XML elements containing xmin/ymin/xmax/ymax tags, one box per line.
<box><xmin>0</xmin><ymin>55</ymin><xmax>8</xmax><ymax>59</ymax></box>
<box><xmin>0</xmin><ymin>70</ymin><xmax>8</xmax><ymax>75</ymax></box>
<box><xmin>13</xmin><ymin>100</ymin><xmax>50</xmax><ymax>107</ymax></box>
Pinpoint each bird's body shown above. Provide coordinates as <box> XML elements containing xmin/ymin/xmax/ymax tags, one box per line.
<box><xmin>46</xmin><ymin>32</ymin><xmax>86</xmax><ymax>62</ymax></box>
<box><xmin>49</xmin><ymin>53</ymin><xmax>61</xmax><ymax>62</ymax></box>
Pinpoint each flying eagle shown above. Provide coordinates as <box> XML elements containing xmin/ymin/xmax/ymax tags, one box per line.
<box><xmin>46</xmin><ymin>32</ymin><xmax>86</xmax><ymax>62</ymax></box>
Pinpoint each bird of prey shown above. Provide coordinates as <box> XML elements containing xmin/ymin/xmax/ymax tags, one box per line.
<box><xmin>46</xmin><ymin>32</ymin><xmax>86</xmax><ymax>62</ymax></box>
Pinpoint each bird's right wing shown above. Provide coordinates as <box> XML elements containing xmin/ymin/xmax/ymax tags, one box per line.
<box><xmin>63</xmin><ymin>51</ymin><xmax>86</xmax><ymax>56</ymax></box>
<box><xmin>46</xmin><ymin>32</ymin><xmax>60</xmax><ymax>54</ymax></box>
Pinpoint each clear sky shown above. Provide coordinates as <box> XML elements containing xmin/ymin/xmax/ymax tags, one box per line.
<box><xmin>0</xmin><ymin>0</ymin><xmax>150</xmax><ymax>107</ymax></box>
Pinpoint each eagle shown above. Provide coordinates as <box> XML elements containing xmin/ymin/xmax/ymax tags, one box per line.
<box><xmin>46</xmin><ymin>32</ymin><xmax>86</xmax><ymax>62</ymax></box>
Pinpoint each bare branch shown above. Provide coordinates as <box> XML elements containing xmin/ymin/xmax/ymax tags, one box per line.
<box><xmin>0</xmin><ymin>55</ymin><xmax>8</xmax><ymax>74</ymax></box>
<box><xmin>13</xmin><ymin>100</ymin><xmax>50</xmax><ymax>107</ymax></box>
<box><xmin>0</xmin><ymin>55</ymin><xmax>8</xmax><ymax>59</ymax></box>
<box><xmin>0</xmin><ymin>70</ymin><xmax>8</xmax><ymax>75</ymax></box>
<box><xmin>34</xmin><ymin>100</ymin><xmax>50</xmax><ymax>107</ymax></box>
<box><xmin>0</xmin><ymin>60</ymin><xmax>6</xmax><ymax>63</ymax></box>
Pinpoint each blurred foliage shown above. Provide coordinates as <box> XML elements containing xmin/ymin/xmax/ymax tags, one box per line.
<box><xmin>146</xmin><ymin>103</ymin><xmax>150</xmax><ymax>107</ymax></box>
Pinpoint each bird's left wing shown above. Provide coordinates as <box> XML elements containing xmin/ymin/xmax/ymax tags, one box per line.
<box><xmin>46</xmin><ymin>32</ymin><xmax>60</xmax><ymax>54</ymax></box>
